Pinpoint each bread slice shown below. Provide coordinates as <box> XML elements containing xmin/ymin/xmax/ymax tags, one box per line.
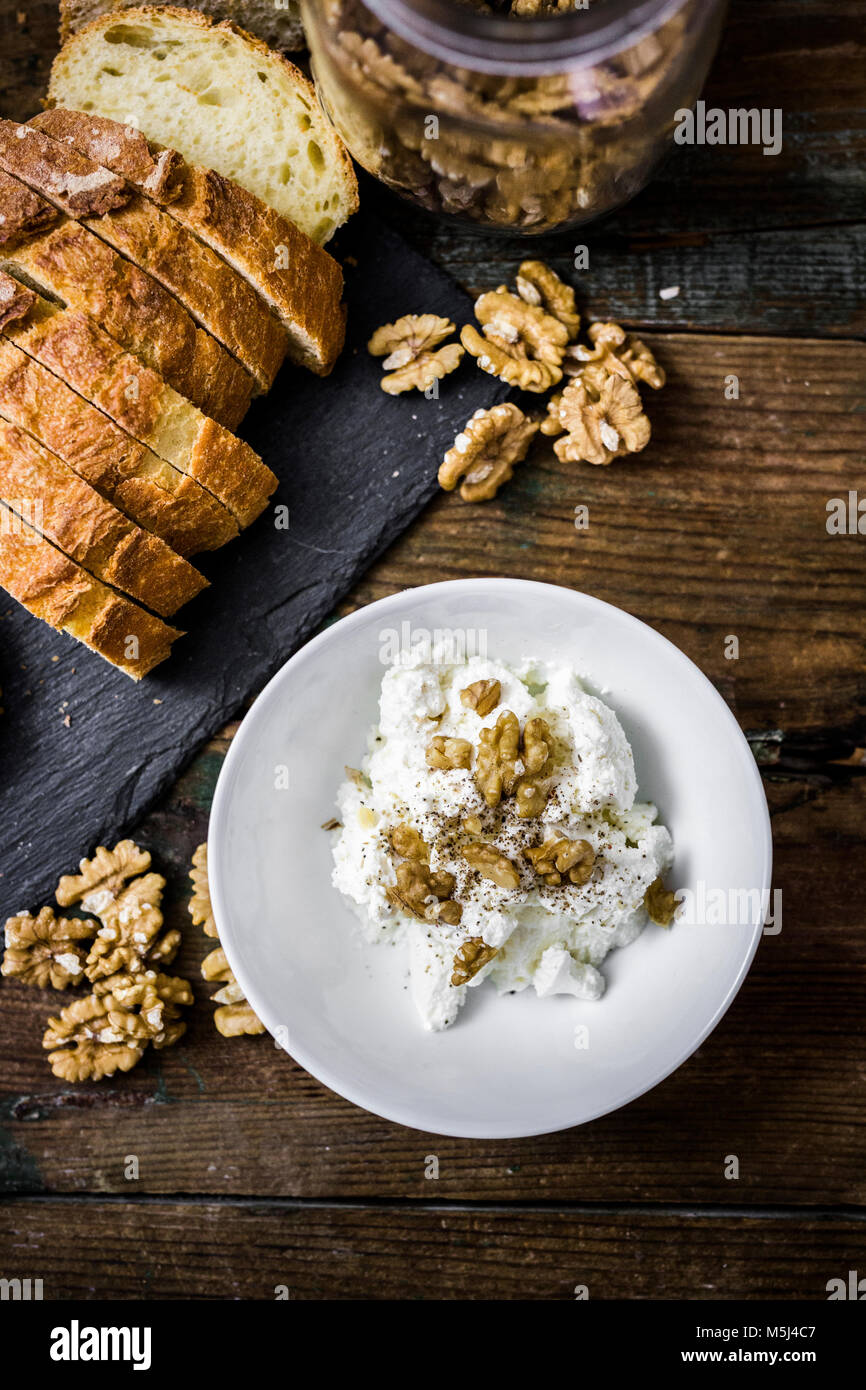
<box><xmin>0</xmin><ymin>207</ymin><xmax>253</xmax><ymax>429</ymax></box>
<box><xmin>0</xmin><ymin>119</ymin><xmax>287</xmax><ymax>391</ymax></box>
<box><xmin>1</xmin><ymin>285</ymin><xmax>277</xmax><ymax>528</ymax></box>
<box><xmin>0</xmin><ymin>418</ymin><xmax>206</xmax><ymax>616</ymax></box>
<box><xmin>0</xmin><ymin>332</ymin><xmax>236</xmax><ymax>556</ymax></box>
<box><xmin>48</xmin><ymin>6</ymin><xmax>359</xmax><ymax>244</ymax></box>
<box><xmin>32</xmin><ymin>110</ymin><xmax>346</xmax><ymax>376</ymax></box>
<box><xmin>59</xmin><ymin>0</ymin><xmax>306</xmax><ymax>53</ymax></box>
<box><xmin>0</xmin><ymin>503</ymin><xmax>181</xmax><ymax>678</ymax></box>
<box><xmin>0</xmin><ymin>117</ymin><xmax>129</xmax><ymax>216</ymax></box>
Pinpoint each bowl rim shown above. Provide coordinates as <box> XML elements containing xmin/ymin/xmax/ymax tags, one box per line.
<box><xmin>209</xmin><ymin>577</ymin><xmax>773</xmax><ymax>1138</ymax></box>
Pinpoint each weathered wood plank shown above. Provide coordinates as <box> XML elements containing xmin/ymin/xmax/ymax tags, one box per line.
<box><xmin>3</xmin><ymin>2</ymin><xmax>865</xmax><ymax>337</ymax></box>
<box><xmin>1</xmin><ymin>772</ymin><xmax>862</xmax><ymax>1203</ymax></box>
<box><xmin>2</xmin><ymin>1199</ymin><xmax>864</xmax><ymax>1299</ymax></box>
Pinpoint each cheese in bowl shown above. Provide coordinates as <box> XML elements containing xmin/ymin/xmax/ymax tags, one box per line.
<box><xmin>331</xmin><ymin>652</ymin><xmax>675</xmax><ymax>1031</ymax></box>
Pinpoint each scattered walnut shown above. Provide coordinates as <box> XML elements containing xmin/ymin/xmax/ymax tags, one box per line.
<box><xmin>426</xmin><ymin>735</ymin><xmax>473</xmax><ymax>770</ymax></box>
<box><xmin>515</xmin><ymin>260</ymin><xmax>581</xmax><ymax>338</ymax></box>
<box><xmin>369</xmin><ymin>313</ymin><xmax>463</xmax><ymax>395</ymax></box>
<box><xmin>554</xmin><ymin>375</ymin><xmax>651</xmax><ymax>466</ymax></box>
<box><xmin>84</xmin><ymin>872</ymin><xmax>165</xmax><ymax>980</ymax></box>
<box><xmin>526</xmin><ymin>837</ymin><xmax>595</xmax><ymax>887</ymax></box>
<box><xmin>462</xmin><ymin>814</ymin><xmax>484</xmax><ymax>835</ymax></box>
<box><xmin>389</xmin><ymin>823</ymin><xmax>430</xmax><ymax>862</ymax></box>
<box><xmin>461</xmin><ymin>287</ymin><xmax>568</xmax><ymax>392</ymax></box>
<box><xmin>189</xmin><ymin>843</ymin><xmax>217</xmax><ymax>938</ymax></box>
<box><xmin>569</xmin><ymin>321</ymin><xmax>666</xmax><ymax>392</ymax></box>
<box><xmin>475</xmin><ymin>709</ymin><xmax>520</xmax><ymax>806</ymax></box>
<box><xmin>439</xmin><ymin>403</ymin><xmax>539</xmax><ymax>502</ymax></box>
<box><xmin>42</xmin><ymin>970</ymin><xmax>192</xmax><ymax>1080</ymax></box>
<box><xmin>644</xmin><ymin>877</ymin><xmax>677</xmax><ymax>926</ymax></box>
<box><xmin>55</xmin><ymin>839</ymin><xmax>151</xmax><ymax>911</ymax></box>
<box><xmin>190</xmin><ymin>850</ymin><xmax>264</xmax><ymax>1037</ymax></box>
<box><xmin>1</xmin><ymin>906</ymin><xmax>95</xmax><ymax>989</ymax></box>
<box><xmin>146</xmin><ymin>929</ymin><xmax>182</xmax><ymax>967</ymax></box>
<box><xmin>462</xmin><ymin>842</ymin><xmax>521</xmax><ymax>891</ymax></box>
<box><xmin>451</xmin><ymin>937</ymin><xmax>498</xmax><ymax>986</ymax></box>
<box><xmin>460</xmin><ymin>678</ymin><xmax>501</xmax><ymax>716</ymax></box>
<box><xmin>383</xmin><ymin>342</ymin><xmax>464</xmax><ymax>395</ymax></box>
<box><xmin>386</xmin><ymin>860</ymin><xmax>462</xmax><ymax>924</ymax></box>
<box><xmin>369</xmin><ymin>313</ymin><xmax>455</xmax><ymax>365</ymax></box>
<box><xmin>540</xmin><ymin>391</ymin><xmax>565</xmax><ymax>436</ymax></box>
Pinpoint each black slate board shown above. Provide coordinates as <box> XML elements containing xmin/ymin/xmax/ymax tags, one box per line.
<box><xmin>0</xmin><ymin>213</ymin><xmax>506</xmax><ymax>916</ymax></box>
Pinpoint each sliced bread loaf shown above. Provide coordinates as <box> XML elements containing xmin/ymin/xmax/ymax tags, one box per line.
<box><xmin>0</xmin><ymin>205</ymin><xmax>254</xmax><ymax>428</ymax></box>
<box><xmin>59</xmin><ymin>0</ymin><xmax>306</xmax><ymax>53</ymax></box>
<box><xmin>0</xmin><ymin>504</ymin><xmax>182</xmax><ymax>678</ymax></box>
<box><xmin>0</xmin><ymin>118</ymin><xmax>287</xmax><ymax>391</ymax></box>
<box><xmin>32</xmin><ymin>110</ymin><xmax>346</xmax><ymax>376</ymax></box>
<box><xmin>0</xmin><ymin>332</ymin><xmax>237</xmax><ymax>555</ymax></box>
<box><xmin>2</xmin><ymin>287</ymin><xmax>277</xmax><ymax>528</ymax></box>
<box><xmin>0</xmin><ymin>418</ymin><xmax>206</xmax><ymax>616</ymax></box>
<box><xmin>48</xmin><ymin>6</ymin><xmax>358</xmax><ymax>244</ymax></box>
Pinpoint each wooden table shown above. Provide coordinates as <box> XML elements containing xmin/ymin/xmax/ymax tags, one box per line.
<box><xmin>1</xmin><ymin>0</ymin><xmax>864</xmax><ymax>1300</ymax></box>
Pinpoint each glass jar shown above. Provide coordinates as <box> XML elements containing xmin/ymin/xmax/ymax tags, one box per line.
<box><xmin>301</xmin><ymin>0</ymin><xmax>726</xmax><ymax>235</ymax></box>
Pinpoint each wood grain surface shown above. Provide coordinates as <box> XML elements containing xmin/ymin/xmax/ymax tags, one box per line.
<box><xmin>0</xmin><ymin>0</ymin><xmax>864</xmax><ymax>1300</ymax></box>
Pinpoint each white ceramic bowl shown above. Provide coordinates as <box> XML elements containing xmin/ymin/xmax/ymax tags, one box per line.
<box><xmin>209</xmin><ymin>579</ymin><xmax>771</xmax><ymax>1138</ymax></box>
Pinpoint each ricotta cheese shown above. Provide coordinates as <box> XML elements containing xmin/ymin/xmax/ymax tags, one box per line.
<box><xmin>331</xmin><ymin>652</ymin><xmax>674</xmax><ymax>1031</ymax></box>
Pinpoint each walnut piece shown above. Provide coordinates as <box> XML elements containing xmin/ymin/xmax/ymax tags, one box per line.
<box><xmin>2</xmin><ymin>906</ymin><xmax>95</xmax><ymax>989</ymax></box>
<box><xmin>540</xmin><ymin>391</ymin><xmax>565</xmax><ymax>437</ymax></box>
<box><xmin>189</xmin><ymin>843</ymin><xmax>216</xmax><ymax>938</ymax></box>
<box><xmin>389</xmin><ymin>823</ymin><xmax>429</xmax><ymax>863</ymax></box>
<box><xmin>84</xmin><ymin>872</ymin><xmax>165</xmax><ymax>981</ymax></box>
<box><xmin>554</xmin><ymin>375</ymin><xmax>651</xmax><ymax>466</ymax></box>
<box><xmin>461</xmin><ymin>287</ymin><xmax>568</xmax><ymax>392</ymax></box>
<box><xmin>475</xmin><ymin>710</ymin><xmax>552</xmax><ymax>817</ymax></box>
<box><xmin>201</xmin><ymin>946</ymin><xmax>266</xmax><ymax>1036</ymax></box>
<box><xmin>526</xmin><ymin>837</ymin><xmax>595</xmax><ymax>886</ymax></box>
<box><xmin>369</xmin><ymin>313</ymin><xmax>464</xmax><ymax>395</ymax></box>
<box><xmin>568</xmin><ymin>321</ymin><xmax>665</xmax><ymax>392</ymax></box>
<box><xmin>644</xmin><ymin>877</ymin><xmax>677</xmax><ymax>926</ymax></box>
<box><xmin>383</xmin><ymin>342</ymin><xmax>464</xmax><ymax>395</ymax></box>
<box><xmin>439</xmin><ymin>403</ymin><xmax>539</xmax><ymax>502</ymax></box>
<box><xmin>515</xmin><ymin>260</ymin><xmax>581</xmax><ymax>338</ymax></box>
<box><xmin>460</xmin><ymin>678</ymin><xmax>501</xmax><ymax>716</ymax></box>
<box><xmin>451</xmin><ymin>937</ymin><xmax>498</xmax><ymax>986</ymax></box>
<box><xmin>426</xmin><ymin>735</ymin><xmax>473</xmax><ymax>770</ymax></box>
<box><xmin>475</xmin><ymin>709</ymin><xmax>520</xmax><ymax>806</ymax></box>
<box><xmin>386</xmin><ymin>860</ymin><xmax>463</xmax><ymax>925</ymax></box>
<box><xmin>368</xmin><ymin>313</ymin><xmax>455</xmax><ymax>364</ymax></box>
<box><xmin>462</xmin><ymin>842</ymin><xmax>521</xmax><ymax>891</ymax></box>
<box><xmin>43</xmin><ymin>970</ymin><xmax>192</xmax><ymax>1080</ymax></box>
<box><xmin>55</xmin><ymin>839</ymin><xmax>151</xmax><ymax>911</ymax></box>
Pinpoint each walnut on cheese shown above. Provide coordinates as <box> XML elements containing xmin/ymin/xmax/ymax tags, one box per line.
<box><xmin>526</xmin><ymin>837</ymin><xmax>596</xmax><ymax>887</ymax></box>
<box><xmin>1</xmin><ymin>906</ymin><xmax>95</xmax><ymax>989</ymax></box>
<box><xmin>190</xmin><ymin>843</ymin><xmax>265</xmax><ymax>1037</ymax></box>
<box><xmin>644</xmin><ymin>876</ymin><xmax>678</xmax><ymax>927</ymax></box>
<box><xmin>439</xmin><ymin>403</ymin><xmax>539</xmax><ymax>502</ymax></box>
<box><xmin>461</xmin><ymin>286</ymin><xmax>568</xmax><ymax>392</ymax></box>
<box><xmin>368</xmin><ymin>312</ymin><xmax>464</xmax><ymax>394</ymax></box>
<box><xmin>451</xmin><ymin>937</ymin><xmax>498</xmax><ymax>987</ymax></box>
<box><xmin>475</xmin><ymin>710</ymin><xmax>553</xmax><ymax>818</ymax></box>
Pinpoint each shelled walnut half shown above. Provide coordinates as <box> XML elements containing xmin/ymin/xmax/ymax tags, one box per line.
<box><xmin>462</xmin><ymin>286</ymin><xmax>568</xmax><ymax>392</ymax></box>
<box><xmin>554</xmin><ymin>374</ymin><xmax>651</xmax><ymax>466</ymax></box>
<box><xmin>439</xmin><ymin>403</ymin><xmax>539</xmax><ymax>502</ymax></box>
<box><xmin>1</xmin><ymin>906</ymin><xmax>95</xmax><ymax>989</ymax></box>
<box><xmin>369</xmin><ymin>312</ymin><xmax>463</xmax><ymax>394</ymax></box>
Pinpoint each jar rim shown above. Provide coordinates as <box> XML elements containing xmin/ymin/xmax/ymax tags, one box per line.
<box><xmin>360</xmin><ymin>0</ymin><xmax>693</xmax><ymax>74</ymax></box>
